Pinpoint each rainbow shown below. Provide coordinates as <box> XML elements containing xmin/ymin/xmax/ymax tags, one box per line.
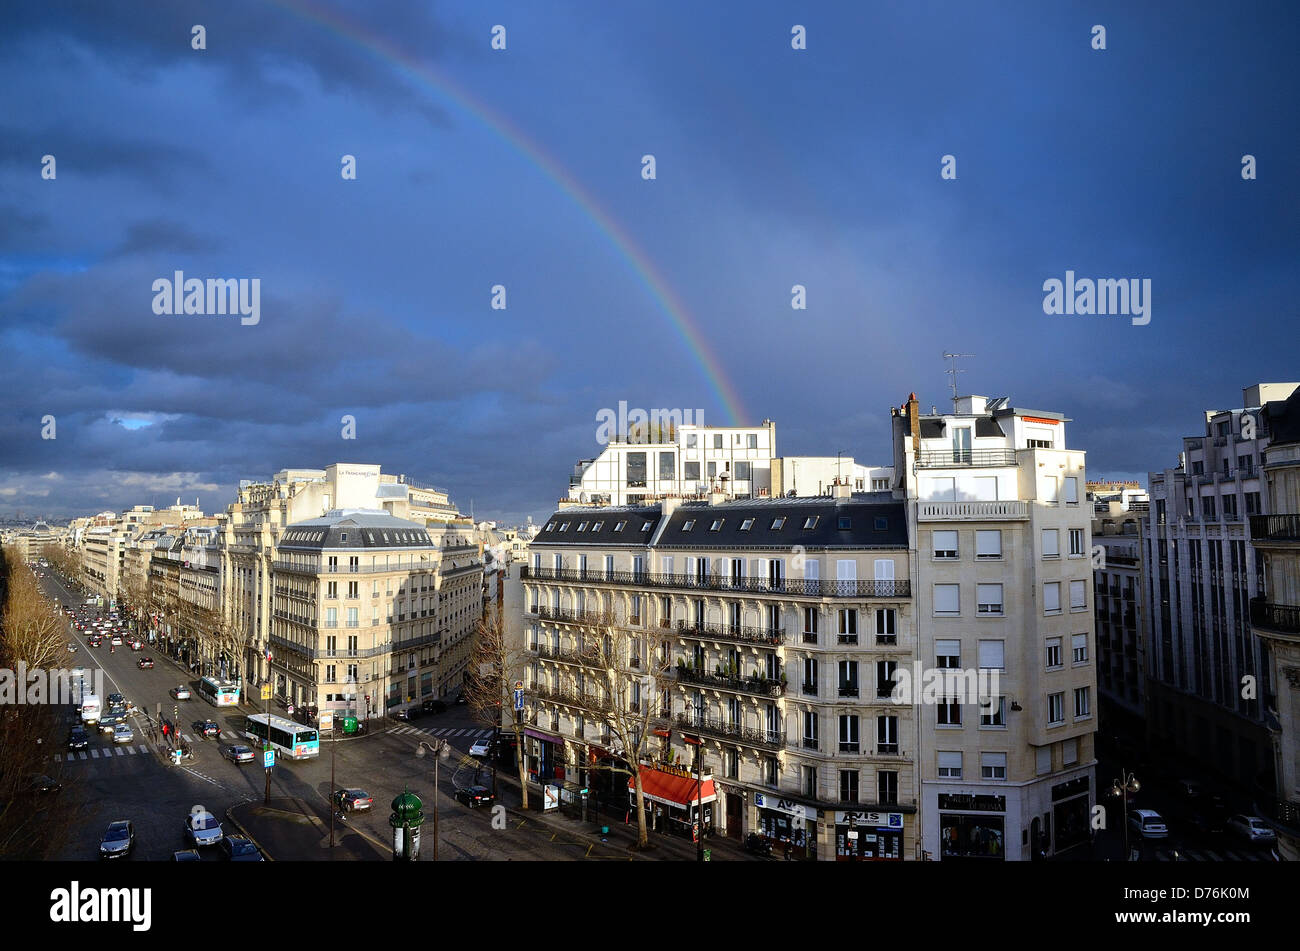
<box><xmin>268</xmin><ymin>0</ymin><xmax>746</xmax><ymax>426</ymax></box>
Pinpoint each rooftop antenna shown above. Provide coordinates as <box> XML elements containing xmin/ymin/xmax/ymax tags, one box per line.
<box><xmin>943</xmin><ymin>351</ymin><xmax>974</xmax><ymax>407</ymax></box>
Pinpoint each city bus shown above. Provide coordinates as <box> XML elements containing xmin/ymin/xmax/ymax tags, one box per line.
<box><xmin>197</xmin><ymin>676</ymin><xmax>241</xmax><ymax>707</ymax></box>
<box><xmin>244</xmin><ymin>713</ymin><xmax>319</xmax><ymax>760</ymax></box>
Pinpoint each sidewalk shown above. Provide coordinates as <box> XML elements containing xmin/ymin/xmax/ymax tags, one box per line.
<box><xmin>227</xmin><ymin>796</ymin><xmax>389</xmax><ymax>861</ymax></box>
<box><xmin>490</xmin><ymin>763</ymin><xmax>752</xmax><ymax>862</ymax></box>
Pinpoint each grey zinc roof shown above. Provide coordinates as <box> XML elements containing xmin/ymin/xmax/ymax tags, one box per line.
<box><xmin>533</xmin><ymin>506</ymin><xmax>663</xmax><ymax>547</ymax></box>
<box><xmin>656</xmin><ymin>498</ymin><xmax>908</xmax><ymax>550</ymax></box>
<box><xmin>278</xmin><ymin>509</ymin><xmax>435</xmax><ymax>550</ymax></box>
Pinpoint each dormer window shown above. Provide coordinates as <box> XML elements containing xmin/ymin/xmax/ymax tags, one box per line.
<box><xmin>592</xmin><ymin>522</ymin><xmax>603</xmax><ymax>532</ymax></box>
<box><xmin>558</xmin><ymin>522</ymin><xmax>569</xmax><ymax>533</ymax></box>
<box><xmin>577</xmin><ymin>522</ymin><xmax>588</xmax><ymax>532</ymax></box>
<box><xmin>545</xmin><ymin>522</ymin><xmax>555</xmax><ymax>532</ymax></box>
<box><xmin>682</xmin><ymin>520</ymin><xmax>695</xmax><ymax>532</ymax></box>
<box><xmin>340</xmin><ymin>532</ymin><xmax>348</xmax><ymax>542</ymax></box>
<box><xmin>710</xmin><ymin>519</ymin><xmax>724</xmax><ymax>532</ymax></box>
<box><xmin>642</xmin><ymin>522</ymin><xmax>652</xmax><ymax>531</ymax></box>
<box><xmin>614</xmin><ymin>521</ymin><xmax>627</xmax><ymax>532</ymax></box>
<box><xmin>740</xmin><ymin>519</ymin><xmax>754</xmax><ymax>532</ymax></box>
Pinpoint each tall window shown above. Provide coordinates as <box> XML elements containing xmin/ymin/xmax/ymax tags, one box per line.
<box><xmin>1044</xmin><ymin>582</ymin><xmax>1061</xmax><ymax>615</ymax></box>
<box><xmin>1041</xmin><ymin>529</ymin><xmax>1059</xmax><ymax>558</ymax></box>
<box><xmin>802</xmin><ymin>657</ymin><xmax>818</xmax><ymax>695</ymax></box>
<box><xmin>803</xmin><ymin>711</ymin><xmax>819</xmax><ymax>749</ymax></box>
<box><xmin>838</xmin><ymin>609</ymin><xmax>858</xmax><ymax>643</ymax></box>
<box><xmin>838</xmin><ymin>661</ymin><xmax>858</xmax><ymax>697</ymax></box>
<box><xmin>839</xmin><ymin>770</ymin><xmax>859</xmax><ymax>803</ymax></box>
<box><xmin>1072</xmin><ymin>633</ymin><xmax>1088</xmax><ymax>664</ymax></box>
<box><xmin>976</xmin><ymin>584</ymin><xmax>1003</xmax><ymax>616</ymax></box>
<box><xmin>878</xmin><ymin>770</ymin><xmax>899</xmax><ymax>805</ymax></box>
<box><xmin>938</xmin><ymin>751</ymin><xmax>962</xmax><ymax>779</ymax></box>
<box><xmin>875</xmin><ymin>608</ymin><xmax>896</xmax><ymax>644</ymax></box>
<box><xmin>934</xmin><ymin>584</ymin><xmax>960</xmax><ymax>616</ymax></box>
<box><xmin>803</xmin><ymin>607</ymin><xmax>819</xmax><ymax>643</ymax></box>
<box><xmin>875</xmin><ymin>661</ymin><xmax>897</xmax><ymax>699</ymax></box>
<box><xmin>1069</xmin><ymin>529</ymin><xmax>1084</xmax><ymax>556</ymax></box>
<box><xmin>1045</xmin><ymin>637</ymin><xmax>1063</xmax><ymax>669</ymax></box>
<box><xmin>976</xmin><ymin>530</ymin><xmax>1002</xmax><ymax>559</ymax></box>
<box><xmin>838</xmin><ymin>715</ymin><xmax>860</xmax><ymax>753</ymax></box>
<box><xmin>876</xmin><ymin>715</ymin><xmax>898</xmax><ymax>754</ymax></box>
<box><xmin>325</xmin><ymin>607</ymin><xmax>338</xmax><ymax>628</ymax></box>
<box><xmin>1069</xmin><ymin>580</ymin><xmax>1087</xmax><ymax>611</ymax></box>
<box><xmin>1048</xmin><ymin>692</ymin><xmax>1065</xmax><ymax>725</ymax></box>
<box><xmin>1074</xmin><ymin>686</ymin><xmax>1091</xmax><ymax>719</ymax></box>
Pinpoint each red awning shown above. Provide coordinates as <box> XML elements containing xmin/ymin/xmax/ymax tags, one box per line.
<box><xmin>651</xmin><ymin>728</ymin><xmax>670</xmax><ymax>739</ymax></box>
<box><xmin>630</xmin><ymin>767</ymin><xmax>716</xmax><ymax>808</ymax></box>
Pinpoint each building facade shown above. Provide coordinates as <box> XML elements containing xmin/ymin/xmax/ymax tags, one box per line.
<box><xmin>1142</xmin><ymin>383</ymin><xmax>1298</xmax><ymax>789</ymax></box>
<box><xmin>894</xmin><ymin>393</ymin><xmax>1097</xmax><ymax>862</ymax></box>
<box><xmin>1092</xmin><ymin>504</ymin><xmax>1146</xmax><ymax>737</ymax></box>
<box><xmin>1252</xmin><ymin>387</ymin><xmax>1300</xmax><ymax>859</ymax></box>
<box><xmin>521</xmin><ymin>491</ymin><xmax>919</xmax><ymax>860</ymax></box>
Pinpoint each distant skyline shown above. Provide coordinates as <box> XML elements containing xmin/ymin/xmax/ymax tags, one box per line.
<box><xmin>1</xmin><ymin>1</ymin><xmax>1296</xmax><ymax>524</ymax></box>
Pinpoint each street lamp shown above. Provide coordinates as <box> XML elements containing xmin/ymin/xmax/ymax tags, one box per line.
<box><xmin>1110</xmin><ymin>769</ymin><xmax>1140</xmax><ymax>861</ymax></box>
<box><xmin>415</xmin><ymin>739</ymin><xmax>451</xmax><ymax>860</ymax></box>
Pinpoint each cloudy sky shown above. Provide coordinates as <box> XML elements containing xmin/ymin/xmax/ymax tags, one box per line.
<box><xmin>1</xmin><ymin>0</ymin><xmax>1296</xmax><ymax>524</ymax></box>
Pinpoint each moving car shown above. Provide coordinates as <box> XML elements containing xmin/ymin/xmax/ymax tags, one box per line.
<box><xmin>1127</xmin><ymin>809</ymin><xmax>1169</xmax><ymax>839</ymax></box>
<box><xmin>469</xmin><ymin>739</ymin><xmax>492</xmax><ymax>758</ymax></box>
<box><xmin>110</xmin><ymin>636</ymin><xmax>122</xmax><ymax>646</ymax></box>
<box><xmin>171</xmin><ymin>685</ymin><xmax>191</xmax><ymax>700</ymax></box>
<box><xmin>107</xmin><ymin>693</ymin><xmax>125</xmax><ymax>708</ymax></box>
<box><xmin>67</xmin><ymin>726</ymin><xmax>90</xmax><ymax>751</ymax></box>
<box><xmin>422</xmin><ymin>699</ymin><xmax>447</xmax><ymax>714</ymax></box>
<box><xmin>1226</xmin><ymin>814</ymin><xmax>1276</xmax><ymax>844</ymax></box>
<box><xmin>100</xmin><ymin>820</ymin><xmax>135</xmax><ymax>860</ymax></box>
<box><xmin>172</xmin><ymin>849</ymin><xmax>201</xmax><ymax>862</ymax></box>
<box><xmin>129</xmin><ymin>640</ymin><xmax>143</xmax><ymax>651</ymax></box>
<box><xmin>113</xmin><ymin>723</ymin><xmax>134</xmax><ymax>744</ymax></box>
<box><xmin>183</xmin><ymin>810</ymin><xmax>224</xmax><ymax>847</ymax></box>
<box><xmin>222</xmin><ymin>745</ymin><xmax>255</xmax><ymax>765</ymax></box>
<box><xmin>193</xmin><ymin>719</ymin><xmax>221</xmax><ymax>738</ymax></box>
<box><xmin>454</xmin><ymin>785</ymin><xmax>495</xmax><ymax>808</ymax></box>
<box><xmin>219</xmin><ymin>836</ymin><xmax>263</xmax><ymax>862</ymax></box>
<box><xmin>137</xmin><ymin>657</ymin><xmax>155</xmax><ymax>670</ymax></box>
<box><xmin>335</xmin><ymin>788</ymin><xmax>373</xmax><ymax>812</ymax></box>
<box><xmin>26</xmin><ymin>774</ymin><xmax>62</xmax><ymax>795</ymax></box>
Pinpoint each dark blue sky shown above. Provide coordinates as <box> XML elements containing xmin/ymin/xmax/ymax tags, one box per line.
<box><xmin>1</xmin><ymin>0</ymin><xmax>1296</xmax><ymax>523</ymax></box>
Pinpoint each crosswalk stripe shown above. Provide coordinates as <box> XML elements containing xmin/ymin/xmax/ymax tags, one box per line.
<box><xmin>125</xmin><ymin>746</ymin><xmax>136</xmax><ymax>755</ymax></box>
<box><xmin>78</xmin><ymin>752</ymin><xmax>87</xmax><ymax>760</ymax></box>
<box><xmin>90</xmin><ymin>749</ymin><xmax>100</xmax><ymax>759</ymax></box>
<box><xmin>137</xmin><ymin>745</ymin><xmax>148</xmax><ymax>753</ymax></box>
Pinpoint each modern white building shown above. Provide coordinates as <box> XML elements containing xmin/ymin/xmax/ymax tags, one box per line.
<box><xmin>893</xmin><ymin>393</ymin><xmax>1096</xmax><ymax>862</ymax></box>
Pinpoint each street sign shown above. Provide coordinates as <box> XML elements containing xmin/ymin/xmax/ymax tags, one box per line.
<box><xmin>514</xmin><ymin>688</ymin><xmax>524</xmax><ymax>711</ymax></box>
<box><xmin>514</xmin><ymin>680</ymin><xmax>523</xmax><ymax>691</ymax></box>
<box><xmin>260</xmin><ymin>684</ymin><xmax>272</xmax><ymax>701</ymax></box>
<box><xmin>263</xmin><ymin>750</ymin><xmax>275</xmax><ymax>769</ymax></box>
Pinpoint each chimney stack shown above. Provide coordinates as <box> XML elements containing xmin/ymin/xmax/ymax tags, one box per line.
<box><xmin>907</xmin><ymin>392</ymin><xmax>921</xmax><ymax>453</ymax></box>
<box><xmin>832</xmin><ymin>480</ymin><xmax>852</xmax><ymax>499</ymax></box>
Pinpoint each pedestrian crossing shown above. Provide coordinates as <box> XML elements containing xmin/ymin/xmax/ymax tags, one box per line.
<box><xmin>386</xmin><ymin>726</ymin><xmax>494</xmax><ymax>739</ymax></box>
<box><xmin>1151</xmin><ymin>847</ymin><xmax>1273</xmax><ymax>861</ymax></box>
<box><xmin>53</xmin><ymin>743</ymin><xmax>151</xmax><ymax>763</ymax></box>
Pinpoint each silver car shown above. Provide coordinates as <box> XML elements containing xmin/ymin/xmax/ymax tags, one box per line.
<box><xmin>184</xmin><ymin>811</ymin><xmax>224</xmax><ymax>847</ymax></box>
<box><xmin>113</xmin><ymin>723</ymin><xmax>134</xmax><ymax>744</ymax></box>
<box><xmin>1226</xmin><ymin>814</ymin><xmax>1276</xmax><ymax>843</ymax></box>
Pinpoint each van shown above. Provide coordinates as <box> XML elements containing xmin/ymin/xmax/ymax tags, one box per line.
<box><xmin>1127</xmin><ymin>809</ymin><xmax>1168</xmax><ymax>839</ymax></box>
<box><xmin>80</xmin><ymin>695</ymin><xmax>102</xmax><ymax>725</ymax></box>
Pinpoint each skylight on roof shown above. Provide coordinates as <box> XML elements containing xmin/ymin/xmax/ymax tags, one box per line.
<box><xmin>614</xmin><ymin>521</ymin><xmax>626</xmax><ymax>532</ymax></box>
<box><xmin>803</xmin><ymin>517</ymin><xmax>818</xmax><ymax>530</ymax></box>
<box><xmin>710</xmin><ymin>519</ymin><xmax>724</xmax><ymax>532</ymax></box>
<box><xmin>770</xmin><ymin>518</ymin><xmax>785</xmax><ymax>530</ymax></box>
<box><xmin>682</xmin><ymin>520</ymin><xmax>695</xmax><ymax>532</ymax></box>
<box><xmin>740</xmin><ymin>519</ymin><xmax>754</xmax><ymax>531</ymax></box>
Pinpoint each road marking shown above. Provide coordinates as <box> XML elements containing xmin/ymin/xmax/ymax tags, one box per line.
<box><xmin>90</xmin><ymin>749</ymin><xmax>100</xmax><ymax>759</ymax></box>
<box><xmin>137</xmin><ymin>744</ymin><xmax>148</xmax><ymax>753</ymax></box>
<box><xmin>125</xmin><ymin>746</ymin><xmax>136</xmax><ymax>755</ymax></box>
<box><xmin>78</xmin><ymin>752</ymin><xmax>87</xmax><ymax>760</ymax></box>
<box><xmin>115</xmin><ymin>747</ymin><xmax>126</xmax><ymax>756</ymax></box>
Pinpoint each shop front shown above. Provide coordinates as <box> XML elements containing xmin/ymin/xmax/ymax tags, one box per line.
<box><xmin>937</xmin><ymin>793</ymin><xmax>1007</xmax><ymax>861</ymax></box>
<box><xmin>1051</xmin><ymin>776</ymin><xmax>1091</xmax><ymax>855</ymax></box>
<box><xmin>630</xmin><ymin>764</ymin><xmax>716</xmax><ymax>839</ymax></box>
<box><xmin>524</xmin><ymin>728</ymin><xmax>565</xmax><ymax>787</ymax></box>
<box><xmin>753</xmin><ymin>794</ymin><xmax>818</xmax><ymax>859</ymax></box>
<box><xmin>834</xmin><ymin>810</ymin><xmax>904</xmax><ymax>860</ymax></box>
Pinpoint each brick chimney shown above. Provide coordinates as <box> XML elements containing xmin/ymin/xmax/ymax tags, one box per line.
<box><xmin>907</xmin><ymin>392</ymin><xmax>921</xmax><ymax>453</ymax></box>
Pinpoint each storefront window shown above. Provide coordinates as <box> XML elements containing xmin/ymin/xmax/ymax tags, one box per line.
<box><xmin>939</xmin><ymin>814</ymin><xmax>1005</xmax><ymax>859</ymax></box>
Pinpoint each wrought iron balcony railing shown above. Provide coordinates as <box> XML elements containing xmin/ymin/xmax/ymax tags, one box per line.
<box><xmin>916</xmin><ymin>449</ymin><xmax>1018</xmax><ymax>468</ymax></box>
<box><xmin>521</xmin><ymin>566</ymin><xmax>909</xmax><ymax>599</ymax></box>
<box><xmin>675</xmin><ymin>665</ymin><xmax>785</xmax><ymax>697</ymax></box>
<box><xmin>1250</xmin><ymin>597</ymin><xmax>1300</xmax><ymax>637</ymax></box>
<box><xmin>674</xmin><ymin>618</ymin><xmax>785</xmax><ymax>647</ymax></box>
<box><xmin>673</xmin><ymin>713</ymin><xmax>784</xmax><ymax>749</ymax></box>
<box><xmin>1250</xmin><ymin>514</ymin><xmax>1300</xmax><ymax>543</ymax></box>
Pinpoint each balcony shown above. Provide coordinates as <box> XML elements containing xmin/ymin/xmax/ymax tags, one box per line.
<box><xmin>531</xmin><ymin>683</ymin><xmax>612</xmax><ymax>713</ymax></box>
<box><xmin>673</xmin><ymin>714</ymin><xmax>784</xmax><ymax>750</ymax></box>
<box><xmin>674</xmin><ymin>618</ymin><xmax>785</xmax><ymax>647</ymax></box>
<box><xmin>916</xmin><ymin>449</ymin><xmax>1018</xmax><ymax>468</ymax></box>
<box><xmin>801</xmin><ymin>631</ymin><xmax>818</xmax><ymax>645</ymax></box>
<box><xmin>838</xmin><ymin>685</ymin><xmax>860</xmax><ymax>698</ymax></box>
<box><xmin>1250</xmin><ymin>515</ymin><xmax>1300</xmax><ymax>543</ymax></box>
<box><xmin>1250</xmin><ymin>598</ymin><xmax>1300</xmax><ymax>639</ymax></box>
<box><xmin>535</xmin><ymin>643</ymin><xmax>601</xmax><ymax>667</ymax></box>
<box><xmin>675</xmin><ymin>665</ymin><xmax>785</xmax><ymax>697</ymax></box>
<box><xmin>534</xmin><ymin>605</ymin><xmax>606</xmax><ymax>626</ymax></box>
<box><xmin>520</xmin><ymin>566</ymin><xmax>908</xmax><ymax>599</ymax></box>
<box><xmin>918</xmin><ymin>500</ymin><xmax>1030</xmax><ymax>520</ymax></box>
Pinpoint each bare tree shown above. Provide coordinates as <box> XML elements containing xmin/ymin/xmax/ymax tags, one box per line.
<box><xmin>0</xmin><ymin>546</ymin><xmax>79</xmax><ymax>859</ymax></box>
<box><xmin>465</xmin><ymin>603</ymin><xmax>531</xmax><ymax>808</ymax></box>
<box><xmin>563</xmin><ymin>612</ymin><xmax>668</xmax><ymax>849</ymax></box>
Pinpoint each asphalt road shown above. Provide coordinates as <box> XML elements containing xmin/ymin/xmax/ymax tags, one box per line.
<box><xmin>32</xmin><ymin>568</ymin><xmax>632</xmax><ymax>861</ymax></box>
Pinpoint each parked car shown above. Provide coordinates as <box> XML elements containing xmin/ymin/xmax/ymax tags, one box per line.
<box><xmin>1128</xmin><ymin>809</ymin><xmax>1169</xmax><ymax>839</ymax></box>
<box><xmin>335</xmin><ymin>788</ymin><xmax>374</xmax><ymax>812</ymax></box>
<box><xmin>171</xmin><ymin>685</ymin><xmax>191</xmax><ymax>700</ymax></box>
<box><xmin>99</xmin><ymin>820</ymin><xmax>135</xmax><ymax>860</ymax></box>
<box><xmin>137</xmin><ymin>657</ymin><xmax>155</xmax><ymax>669</ymax></box>
<box><xmin>193</xmin><ymin>719</ymin><xmax>221</xmax><ymax>738</ymax></box>
<box><xmin>469</xmin><ymin>739</ymin><xmax>492</xmax><ymax>758</ymax></box>
<box><xmin>172</xmin><ymin>849</ymin><xmax>202</xmax><ymax>862</ymax></box>
<box><xmin>183</xmin><ymin>810</ymin><xmax>224</xmax><ymax>847</ymax></box>
<box><xmin>222</xmin><ymin>745</ymin><xmax>255</xmax><ymax>765</ymax></box>
<box><xmin>454</xmin><ymin>785</ymin><xmax>495</xmax><ymax>808</ymax></box>
<box><xmin>113</xmin><ymin>723</ymin><xmax>134</xmax><ymax>744</ymax></box>
<box><xmin>218</xmin><ymin>836</ymin><xmax>264</xmax><ymax>862</ymax></box>
<box><xmin>1226</xmin><ymin>814</ymin><xmax>1276</xmax><ymax>844</ymax></box>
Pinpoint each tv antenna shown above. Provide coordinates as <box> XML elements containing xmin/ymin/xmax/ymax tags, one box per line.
<box><xmin>943</xmin><ymin>352</ymin><xmax>974</xmax><ymax>403</ymax></box>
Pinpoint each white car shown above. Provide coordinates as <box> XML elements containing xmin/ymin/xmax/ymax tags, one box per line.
<box><xmin>1127</xmin><ymin>809</ymin><xmax>1168</xmax><ymax>839</ymax></box>
<box><xmin>184</xmin><ymin>811</ymin><xmax>224</xmax><ymax>847</ymax></box>
<box><xmin>171</xmin><ymin>686</ymin><xmax>191</xmax><ymax>700</ymax></box>
<box><xmin>1226</xmin><ymin>814</ymin><xmax>1276</xmax><ymax>844</ymax></box>
<box><xmin>469</xmin><ymin>739</ymin><xmax>492</xmax><ymax>758</ymax></box>
<box><xmin>113</xmin><ymin>723</ymin><xmax>134</xmax><ymax>744</ymax></box>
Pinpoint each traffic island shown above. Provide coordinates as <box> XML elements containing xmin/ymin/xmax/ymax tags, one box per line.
<box><xmin>227</xmin><ymin>796</ymin><xmax>389</xmax><ymax>861</ymax></box>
